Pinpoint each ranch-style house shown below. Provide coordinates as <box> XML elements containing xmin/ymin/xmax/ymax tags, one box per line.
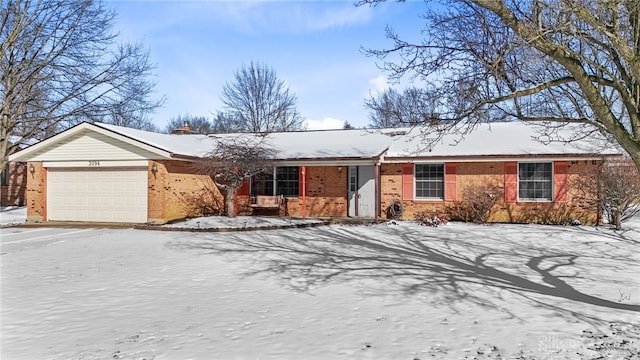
<box><xmin>8</xmin><ymin>121</ymin><xmax>619</xmax><ymax>225</ymax></box>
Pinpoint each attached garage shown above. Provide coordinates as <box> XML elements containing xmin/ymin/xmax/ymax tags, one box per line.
<box><xmin>9</xmin><ymin>122</ymin><xmax>218</xmax><ymax>224</ymax></box>
<box><xmin>47</xmin><ymin>167</ymin><xmax>148</xmax><ymax>223</ymax></box>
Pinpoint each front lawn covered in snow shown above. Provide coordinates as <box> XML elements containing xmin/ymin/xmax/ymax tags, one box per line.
<box><xmin>1</xmin><ymin>219</ymin><xmax>639</xmax><ymax>359</ymax></box>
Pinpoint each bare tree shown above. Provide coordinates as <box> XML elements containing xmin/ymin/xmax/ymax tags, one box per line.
<box><xmin>358</xmin><ymin>0</ymin><xmax>640</xmax><ymax>170</ymax></box>
<box><xmin>210</xmin><ymin>111</ymin><xmax>244</xmax><ymax>134</ymax></box>
<box><xmin>1</xmin><ymin>0</ymin><xmax>163</xmax><ymax>171</ymax></box>
<box><xmin>195</xmin><ymin>135</ymin><xmax>277</xmax><ymax>217</ymax></box>
<box><xmin>221</xmin><ymin>62</ymin><xmax>305</xmax><ymax>133</ymax></box>
<box><xmin>164</xmin><ymin>114</ymin><xmax>213</xmax><ymax>134</ymax></box>
<box><xmin>366</xmin><ymin>87</ymin><xmax>440</xmax><ymax>128</ymax></box>
<box><xmin>599</xmin><ymin>160</ymin><xmax>640</xmax><ymax>229</ymax></box>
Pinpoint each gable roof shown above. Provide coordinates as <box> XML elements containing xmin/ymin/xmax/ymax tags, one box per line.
<box><xmin>9</xmin><ymin>122</ymin><xmax>175</xmax><ymax>162</ymax></box>
<box><xmin>95</xmin><ymin>122</ymin><xmax>215</xmax><ymax>158</ymax></box>
<box><xmin>9</xmin><ymin>121</ymin><xmax>620</xmax><ymax>163</ymax></box>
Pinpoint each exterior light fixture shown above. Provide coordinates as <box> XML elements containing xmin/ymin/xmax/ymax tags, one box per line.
<box><xmin>151</xmin><ymin>163</ymin><xmax>158</xmax><ymax>174</ymax></box>
<box><xmin>338</xmin><ymin>166</ymin><xmax>343</xmax><ymax>173</ymax></box>
<box><xmin>29</xmin><ymin>164</ymin><xmax>35</xmax><ymax>175</ymax></box>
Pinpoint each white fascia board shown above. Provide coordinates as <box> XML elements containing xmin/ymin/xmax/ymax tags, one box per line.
<box><xmin>382</xmin><ymin>154</ymin><xmax>615</xmax><ymax>163</ymax></box>
<box><xmin>8</xmin><ymin>122</ymin><xmax>172</xmax><ymax>162</ymax></box>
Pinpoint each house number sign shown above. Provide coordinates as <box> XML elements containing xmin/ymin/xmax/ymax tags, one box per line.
<box><xmin>88</xmin><ymin>160</ymin><xmax>101</xmax><ymax>166</ymax></box>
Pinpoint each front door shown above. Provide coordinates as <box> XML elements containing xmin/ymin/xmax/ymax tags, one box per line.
<box><xmin>348</xmin><ymin>166</ymin><xmax>375</xmax><ymax>218</ymax></box>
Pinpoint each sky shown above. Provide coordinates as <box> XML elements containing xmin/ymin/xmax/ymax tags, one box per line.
<box><xmin>105</xmin><ymin>0</ymin><xmax>428</xmax><ymax>131</ymax></box>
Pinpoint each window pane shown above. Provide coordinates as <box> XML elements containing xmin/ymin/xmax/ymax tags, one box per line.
<box><xmin>251</xmin><ymin>171</ymin><xmax>273</xmax><ymax>196</ymax></box>
<box><xmin>518</xmin><ymin>162</ymin><xmax>552</xmax><ymax>200</ymax></box>
<box><xmin>0</xmin><ymin>168</ymin><xmax>7</xmax><ymax>186</ymax></box>
<box><xmin>415</xmin><ymin>164</ymin><xmax>444</xmax><ymax>199</ymax></box>
<box><xmin>276</xmin><ymin>167</ymin><xmax>299</xmax><ymax>197</ymax></box>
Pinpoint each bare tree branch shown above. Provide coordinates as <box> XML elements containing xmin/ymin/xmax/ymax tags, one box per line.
<box><xmin>358</xmin><ymin>0</ymin><xmax>640</xmax><ymax>170</ymax></box>
<box><xmin>193</xmin><ymin>135</ymin><xmax>278</xmax><ymax>217</ymax></box>
<box><xmin>1</xmin><ymin>0</ymin><xmax>164</xmax><ymax>171</ymax></box>
<box><xmin>221</xmin><ymin>62</ymin><xmax>305</xmax><ymax>133</ymax></box>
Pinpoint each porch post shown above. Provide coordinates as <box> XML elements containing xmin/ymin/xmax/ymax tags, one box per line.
<box><xmin>301</xmin><ymin>166</ymin><xmax>306</xmax><ymax>218</ymax></box>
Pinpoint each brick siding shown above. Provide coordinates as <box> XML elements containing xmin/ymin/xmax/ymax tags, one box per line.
<box><xmin>24</xmin><ymin>162</ymin><xmax>46</xmax><ymax>222</ymax></box>
<box><xmin>380</xmin><ymin>160</ymin><xmax>603</xmax><ymax>224</ymax></box>
<box><xmin>286</xmin><ymin>166</ymin><xmax>348</xmax><ymax>217</ymax></box>
<box><xmin>148</xmin><ymin>160</ymin><xmax>222</xmax><ymax>224</ymax></box>
<box><xmin>1</xmin><ymin>162</ymin><xmax>26</xmax><ymax>206</ymax></box>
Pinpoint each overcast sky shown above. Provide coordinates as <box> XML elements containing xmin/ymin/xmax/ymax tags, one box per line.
<box><xmin>106</xmin><ymin>0</ymin><xmax>427</xmax><ymax>130</ymax></box>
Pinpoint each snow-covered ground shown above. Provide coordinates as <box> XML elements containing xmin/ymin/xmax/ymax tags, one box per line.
<box><xmin>0</xmin><ymin>206</ymin><xmax>27</xmax><ymax>226</ymax></box>
<box><xmin>162</xmin><ymin>215</ymin><xmax>324</xmax><ymax>229</ymax></box>
<box><xmin>1</xmin><ymin>214</ymin><xmax>639</xmax><ymax>359</ymax></box>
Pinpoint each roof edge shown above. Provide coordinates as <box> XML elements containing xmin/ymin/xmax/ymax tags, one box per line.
<box><xmin>382</xmin><ymin>153</ymin><xmax>620</xmax><ymax>163</ymax></box>
<box><xmin>8</xmin><ymin>122</ymin><xmax>173</xmax><ymax>162</ymax></box>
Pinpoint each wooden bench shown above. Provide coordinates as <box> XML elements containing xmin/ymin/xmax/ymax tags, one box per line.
<box><xmin>250</xmin><ymin>195</ymin><xmax>284</xmax><ymax>215</ymax></box>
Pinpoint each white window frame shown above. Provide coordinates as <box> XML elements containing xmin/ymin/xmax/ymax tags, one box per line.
<box><xmin>414</xmin><ymin>163</ymin><xmax>445</xmax><ymax>200</ymax></box>
<box><xmin>518</xmin><ymin>162</ymin><xmax>553</xmax><ymax>202</ymax></box>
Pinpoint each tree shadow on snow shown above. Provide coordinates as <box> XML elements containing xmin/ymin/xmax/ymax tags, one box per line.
<box><xmin>167</xmin><ymin>223</ymin><xmax>639</xmax><ymax>326</ymax></box>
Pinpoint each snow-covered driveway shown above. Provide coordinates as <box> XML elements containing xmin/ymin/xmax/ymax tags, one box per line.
<box><xmin>1</xmin><ymin>221</ymin><xmax>639</xmax><ymax>359</ymax></box>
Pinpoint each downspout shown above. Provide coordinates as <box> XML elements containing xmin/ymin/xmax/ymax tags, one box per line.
<box><xmin>301</xmin><ymin>166</ymin><xmax>306</xmax><ymax>218</ymax></box>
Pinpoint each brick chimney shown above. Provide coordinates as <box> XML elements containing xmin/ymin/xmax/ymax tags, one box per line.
<box><xmin>171</xmin><ymin>121</ymin><xmax>193</xmax><ymax>134</ymax></box>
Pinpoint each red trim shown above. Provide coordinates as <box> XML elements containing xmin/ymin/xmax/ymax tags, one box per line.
<box><xmin>444</xmin><ymin>163</ymin><xmax>457</xmax><ymax>201</ymax></box>
<box><xmin>402</xmin><ymin>163</ymin><xmax>414</xmax><ymax>201</ymax></box>
<box><xmin>554</xmin><ymin>161</ymin><xmax>568</xmax><ymax>202</ymax></box>
<box><xmin>504</xmin><ymin>162</ymin><xmax>518</xmax><ymax>203</ymax></box>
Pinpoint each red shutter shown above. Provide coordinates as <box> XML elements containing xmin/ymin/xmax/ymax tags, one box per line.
<box><xmin>554</xmin><ymin>161</ymin><xmax>568</xmax><ymax>202</ymax></box>
<box><xmin>237</xmin><ymin>178</ymin><xmax>250</xmax><ymax>196</ymax></box>
<box><xmin>444</xmin><ymin>163</ymin><xmax>457</xmax><ymax>201</ymax></box>
<box><xmin>402</xmin><ymin>163</ymin><xmax>414</xmax><ymax>200</ymax></box>
<box><xmin>504</xmin><ymin>162</ymin><xmax>518</xmax><ymax>203</ymax></box>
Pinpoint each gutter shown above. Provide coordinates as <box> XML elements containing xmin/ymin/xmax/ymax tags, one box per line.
<box><xmin>382</xmin><ymin>153</ymin><xmax>621</xmax><ymax>163</ymax></box>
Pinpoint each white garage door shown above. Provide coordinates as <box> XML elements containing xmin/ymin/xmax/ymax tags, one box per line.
<box><xmin>47</xmin><ymin>168</ymin><xmax>148</xmax><ymax>223</ymax></box>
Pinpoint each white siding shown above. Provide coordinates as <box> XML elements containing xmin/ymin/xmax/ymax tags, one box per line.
<box><xmin>30</xmin><ymin>130</ymin><xmax>160</xmax><ymax>161</ymax></box>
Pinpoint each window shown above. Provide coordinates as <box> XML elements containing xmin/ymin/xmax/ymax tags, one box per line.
<box><xmin>415</xmin><ymin>164</ymin><xmax>444</xmax><ymax>199</ymax></box>
<box><xmin>251</xmin><ymin>166</ymin><xmax>299</xmax><ymax>197</ymax></box>
<box><xmin>251</xmin><ymin>171</ymin><xmax>274</xmax><ymax>197</ymax></box>
<box><xmin>518</xmin><ymin>162</ymin><xmax>552</xmax><ymax>201</ymax></box>
<box><xmin>0</xmin><ymin>167</ymin><xmax>7</xmax><ymax>186</ymax></box>
<box><xmin>276</xmin><ymin>167</ymin><xmax>299</xmax><ymax>197</ymax></box>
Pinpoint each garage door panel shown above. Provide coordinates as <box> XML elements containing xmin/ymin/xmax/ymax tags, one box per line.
<box><xmin>47</xmin><ymin>168</ymin><xmax>147</xmax><ymax>223</ymax></box>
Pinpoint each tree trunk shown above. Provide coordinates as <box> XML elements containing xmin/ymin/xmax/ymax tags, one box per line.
<box><xmin>630</xmin><ymin>150</ymin><xmax>640</xmax><ymax>173</ymax></box>
<box><xmin>613</xmin><ymin>211</ymin><xmax>622</xmax><ymax>230</ymax></box>
<box><xmin>226</xmin><ymin>189</ymin><xmax>236</xmax><ymax>218</ymax></box>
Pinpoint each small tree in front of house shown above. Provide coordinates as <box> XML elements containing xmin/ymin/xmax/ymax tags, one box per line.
<box><xmin>572</xmin><ymin>159</ymin><xmax>640</xmax><ymax>229</ymax></box>
<box><xmin>195</xmin><ymin>135</ymin><xmax>277</xmax><ymax>217</ymax></box>
<box><xmin>600</xmin><ymin>160</ymin><xmax>640</xmax><ymax>230</ymax></box>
